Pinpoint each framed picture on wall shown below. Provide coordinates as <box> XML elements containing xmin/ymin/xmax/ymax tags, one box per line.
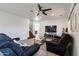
<box><xmin>74</xmin><ymin>12</ymin><xmax>77</xmax><ymax>30</ymax></box>
<box><xmin>70</xmin><ymin>19</ymin><xmax>72</xmax><ymax>31</ymax></box>
<box><xmin>69</xmin><ymin>4</ymin><xmax>79</xmax><ymax>32</ymax></box>
<box><xmin>71</xmin><ymin>11</ymin><xmax>74</xmax><ymax>31</ymax></box>
<box><xmin>75</xmin><ymin>11</ymin><xmax>79</xmax><ymax>32</ymax></box>
<box><xmin>72</xmin><ymin>10</ymin><xmax>79</xmax><ymax>32</ymax></box>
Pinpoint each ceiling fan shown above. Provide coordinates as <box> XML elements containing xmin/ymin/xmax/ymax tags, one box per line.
<box><xmin>30</xmin><ymin>4</ymin><xmax>52</xmax><ymax>16</ymax></box>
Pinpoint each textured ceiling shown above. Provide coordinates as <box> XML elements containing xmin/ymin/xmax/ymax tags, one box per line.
<box><xmin>0</xmin><ymin>3</ymin><xmax>71</xmax><ymax>21</ymax></box>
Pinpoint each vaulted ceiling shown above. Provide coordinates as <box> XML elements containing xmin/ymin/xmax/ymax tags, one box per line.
<box><xmin>0</xmin><ymin>3</ymin><xmax>71</xmax><ymax>21</ymax></box>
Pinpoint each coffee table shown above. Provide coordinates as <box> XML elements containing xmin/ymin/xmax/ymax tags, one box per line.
<box><xmin>34</xmin><ymin>38</ymin><xmax>42</xmax><ymax>45</ymax></box>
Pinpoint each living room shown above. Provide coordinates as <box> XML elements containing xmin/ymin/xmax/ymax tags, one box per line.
<box><xmin>0</xmin><ymin>3</ymin><xmax>79</xmax><ymax>56</ymax></box>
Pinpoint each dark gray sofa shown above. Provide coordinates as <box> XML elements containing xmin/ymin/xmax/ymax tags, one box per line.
<box><xmin>0</xmin><ymin>33</ymin><xmax>40</xmax><ymax>56</ymax></box>
<box><xmin>46</xmin><ymin>33</ymin><xmax>73</xmax><ymax>56</ymax></box>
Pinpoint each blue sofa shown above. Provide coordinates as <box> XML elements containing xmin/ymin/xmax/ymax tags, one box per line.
<box><xmin>0</xmin><ymin>33</ymin><xmax>40</xmax><ymax>56</ymax></box>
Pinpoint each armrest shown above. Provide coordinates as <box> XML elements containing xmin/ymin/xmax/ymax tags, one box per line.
<box><xmin>21</xmin><ymin>46</ymin><xmax>30</xmax><ymax>51</ymax></box>
<box><xmin>0</xmin><ymin>48</ymin><xmax>17</xmax><ymax>56</ymax></box>
<box><xmin>46</xmin><ymin>41</ymin><xmax>65</xmax><ymax>55</ymax></box>
<box><xmin>46</xmin><ymin>41</ymin><xmax>59</xmax><ymax>46</ymax></box>
<box><xmin>54</xmin><ymin>35</ymin><xmax>61</xmax><ymax>39</ymax></box>
<box><xmin>52</xmin><ymin>39</ymin><xmax>60</xmax><ymax>45</ymax></box>
<box><xmin>46</xmin><ymin>41</ymin><xmax>64</xmax><ymax>49</ymax></box>
<box><xmin>22</xmin><ymin>44</ymin><xmax>40</xmax><ymax>56</ymax></box>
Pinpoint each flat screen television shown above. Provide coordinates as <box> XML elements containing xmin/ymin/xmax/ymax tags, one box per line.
<box><xmin>45</xmin><ymin>26</ymin><xmax>51</xmax><ymax>32</ymax></box>
<box><xmin>45</xmin><ymin>26</ymin><xmax>57</xmax><ymax>33</ymax></box>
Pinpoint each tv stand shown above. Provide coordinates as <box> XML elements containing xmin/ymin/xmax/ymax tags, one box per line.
<box><xmin>44</xmin><ymin>32</ymin><xmax>56</xmax><ymax>39</ymax></box>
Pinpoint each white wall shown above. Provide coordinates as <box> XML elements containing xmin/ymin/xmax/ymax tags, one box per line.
<box><xmin>29</xmin><ymin>20</ymin><xmax>33</xmax><ymax>33</ymax></box>
<box><xmin>68</xmin><ymin>3</ymin><xmax>79</xmax><ymax>56</ymax></box>
<box><xmin>39</xmin><ymin>19</ymin><xmax>68</xmax><ymax>38</ymax></box>
<box><xmin>0</xmin><ymin>11</ymin><xmax>29</xmax><ymax>40</ymax></box>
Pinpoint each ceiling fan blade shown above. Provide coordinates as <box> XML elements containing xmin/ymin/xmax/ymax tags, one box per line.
<box><xmin>42</xmin><ymin>11</ymin><xmax>47</xmax><ymax>15</ymax></box>
<box><xmin>38</xmin><ymin>4</ymin><xmax>42</xmax><ymax>11</ymax></box>
<box><xmin>42</xmin><ymin>8</ymin><xmax>52</xmax><ymax>11</ymax></box>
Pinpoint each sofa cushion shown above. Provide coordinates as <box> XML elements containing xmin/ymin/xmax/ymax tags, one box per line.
<box><xmin>0</xmin><ymin>41</ymin><xmax>24</xmax><ymax>56</ymax></box>
<box><xmin>0</xmin><ymin>41</ymin><xmax>10</xmax><ymax>48</ymax></box>
<box><xmin>59</xmin><ymin>34</ymin><xmax>70</xmax><ymax>48</ymax></box>
<box><xmin>22</xmin><ymin>44</ymin><xmax>40</xmax><ymax>56</ymax></box>
<box><xmin>0</xmin><ymin>33</ymin><xmax>12</xmax><ymax>47</ymax></box>
<box><xmin>7</xmin><ymin>42</ymin><xmax>24</xmax><ymax>56</ymax></box>
<box><xmin>0</xmin><ymin>48</ymin><xmax>17</xmax><ymax>56</ymax></box>
<box><xmin>21</xmin><ymin>46</ymin><xmax>30</xmax><ymax>51</ymax></box>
